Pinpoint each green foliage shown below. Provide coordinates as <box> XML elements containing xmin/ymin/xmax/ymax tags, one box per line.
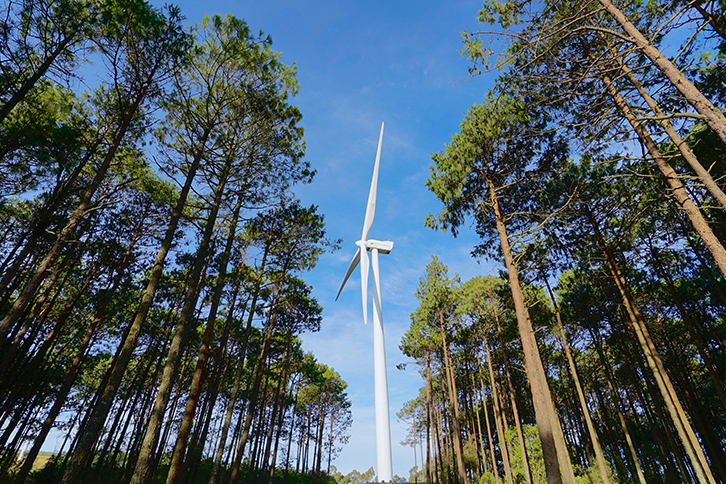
<box><xmin>426</xmin><ymin>91</ymin><xmax>567</xmax><ymax>261</ymax></box>
<box><xmin>21</xmin><ymin>458</ymin><xmax>340</xmax><ymax>484</ymax></box>
<box><xmin>476</xmin><ymin>0</ymin><xmax>528</xmax><ymax>28</ymax></box>
<box><xmin>0</xmin><ymin>4</ymin><xmax>350</xmax><ymax>484</ymax></box>
<box><xmin>331</xmin><ymin>466</ymin><xmax>376</xmax><ymax>484</ymax></box>
<box><xmin>506</xmin><ymin>425</ymin><xmax>545</xmax><ymax>484</ymax></box>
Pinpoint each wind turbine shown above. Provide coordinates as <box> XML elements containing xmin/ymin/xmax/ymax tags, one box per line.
<box><xmin>335</xmin><ymin>122</ymin><xmax>394</xmax><ymax>482</ymax></box>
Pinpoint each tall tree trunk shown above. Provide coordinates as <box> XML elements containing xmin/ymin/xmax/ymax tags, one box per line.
<box><xmin>598</xmin><ymin>0</ymin><xmax>726</xmax><ymax>145</ymax></box>
<box><xmin>186</xmin><ymin>269</ymin><xmax>245</xmax><ymax>484</ymax></box>
<box><xmin>8</xmin><ymin>211</ymin><xmax>146</xmax><ymax>484</ymax></box>
<box><xmin>315</xmin><ymin>404</ymin><xmax>325</xmax><ymax>474</ymax></box>
<box><xmin>493</xmin><ymin>313</ymin><xmax>532</xmax><ymax>484</ymax></box>
<box><xmin>598</xmin><ymin>66</ymin><xmax>726</xmax><ymax>282</ymax></box>
<box><xmin>269</xmin><ymin>348</ymin><xmax>292</xmax><ymax>482</ymax></box>
<box><xmin>476</xmin><ymin>353</ymin><xmax>498</xmax><ymax>481</ymax></box>
<box><xmin>470</xmin><ymin>373</ymin><xmax>486</xmax><ymax>477</ymax></box>
<box><xmin>229</xmin><ymin>322</ymin><xmax>276</xmax><ymax>484</ymax></box>
<box><xmin>433</xmin><ymin>398</ymin><xmax>446</xmax><ymax>484</ymax></box>
<box><xmin>485</xmin><ymin>337</ymin><xmax>513</xmax><ymax>484</ymax></box>
<box><xmin>209</xmin><ymin>353</ymin><xmax>245</xmax><ymax>484</ymax></box>
<box><xmin>131</xmin><ymin>149</ymin><xmax>231</xmax><ymax>484</ymax></box>
<box><xmin>60</xmin><ymin>127</ymin><xmax>210</xmax><ymax>484</ymax></box>
<box><xmin>164</xmin><ymin>192</ymin><xmax>243</xmax><ymax>484</ymax></box>
<box><xmin>585</xmin><ymin>208</ymin><xmax>716</xmax><ymax>484</ymax></box>
<box><xmin>621</xmin><ymin>339</ymin><xmax>690</xmax><ymax>482</ymax></box>
<box><xmin>438</xmin><ymin>311</ymin><xmax>468</xmax><ymax>483</ymax></box>
<box><xmin>210</xmin><ymin>255</ymin><xmax>267</xmax><ymax>484</ymax></box>
<box><xmin>425</xmin><ymin>354</ymin><xmax>433</xmax><ymax>484</ymax></box>
<box><xmin>543</xmin><ymin>279</ymin><xmax>610</xmax><ymax>484</ymax></box>
<box><xmin>488</xmin><ymin>180</ymin><xmax>575</xmax><ymax>484</ymax></box>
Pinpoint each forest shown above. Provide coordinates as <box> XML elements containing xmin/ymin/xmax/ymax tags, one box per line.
<box><xmin>0</xmin><ymin>1</ymin><xmax>353</xmax><ymax>483</ymax></box>
<box><xmin>2</xmin><ymin>0</ymin><xmax>726</xmax><ymax>484</ymax></box>
<box><xmin>398</xmin><ymin>0</ymin><xmax>726</xmax><ymax>484</ymax></box>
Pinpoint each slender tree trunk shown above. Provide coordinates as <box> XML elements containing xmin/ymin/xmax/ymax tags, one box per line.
<box><xmin>476</xmin><ymin>352</ymin><xmax>498</xmax><ymax>481</ymax></box>
<box><xmin>9</xmin><ymin>211</ymin><xmax>147</xmax><ymax>483</ymax></box>
<box><xmin>598</xmin><ymin>0</ymin><xmax>726</xmax><ymax>145</ymax></box>
<box><xmin>599</xmin><ymin>67</ymin><xmax>726</xmax><ymax>282</ymax></box>
<box><xmin>210</xmin><ymin>354</ymin><xmax>245</xmax><ymax>484</ymax></box>
<box><xmin>0</xmin><ymin>257</ymin><xmax>98</xmax><ymax>398</ymax></box>
<box><xmin>269</xmin><ymin>358</ymin><xmax>292</xmax><ymax>482</ymax></box>
<box><xmin>488</xmin><ymin>181</ymin><xmax>575</xmax><ymax>484</ymax></box>
<box><xmin>188</xmin><ymin>275</ymin><xmax>244</xmax><ymax>484</ymax></box>
<box><xmin>485</xmin><ymin>337</ymin><xmax>513</xmax><ymax>484</ymax></box>
<box><xmin>544</xmin><ymin>279</ymin><xmax>610</xmax><ymax>484</ymax></box>
<box><xmin>229</xmin><ymin>323</ymin><xmax>276</xmax><ymax>484</ymax></box>
<box><xmin>164</xmin><ymin>193</ymin><xmax>243</xmax><ymax>484</ymax></box>
<box><xmin>210</xmin><ymin>263</ymin><xmax>265</xmax><ymax>484</ymax></box>
<box><xmin>493</xmin><ymin>313</ymin><xmax>532</xmax><ymax>484</ymax></box>
<box><xmin>585</xmin><ymin>208</ymin><xmax>716</xmax><ymax>484</ymax></box>
<box><xmin>433</xmin><ymin>398</ymin><xmax>446</xmax><ymax>484</ymax></box>
<box><xmin>315</xmin><ymin>404</ymin><xmax>325</xmax><ymax>474</ymax></box>
<box><xmin>471</xmin><ymin>373</ymin><xmax>486</xmax><ymax>477</ymax></box>
<box><xmin>438</xmin><ymin>311</ymin><xmax>468</xmax><ymax>483</ymax></box>
<box><xmin>426</xmin><ymin>354</ymin><xmax>433</xmax><ymax>484</ymax></box>
<box><xmin>622</xmin><ymin>339</ymin><xmax>690</xmax><ymax>482</ymax></box>
<box><xmin>60</xmin><ymin>127</ymin><xmax>210</xmax><ymax>484</ymax></box>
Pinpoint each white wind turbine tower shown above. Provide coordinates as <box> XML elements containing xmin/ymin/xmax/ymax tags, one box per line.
<box><xmin>335</xmin><ymin>122</ymin><xmax>394</xmax><ymax>482</ymax></box>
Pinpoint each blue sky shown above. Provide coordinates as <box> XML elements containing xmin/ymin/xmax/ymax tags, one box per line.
<box><xmin>156</xmin><ymin>0</ymin><xmax>498</xmax><ymax>477</ymax></box>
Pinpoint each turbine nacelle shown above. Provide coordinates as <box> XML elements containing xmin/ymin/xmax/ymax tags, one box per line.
<box><xmin>363</xmin><ymin>239</ymin><xmax>394</xmax><ymax>254</ymax></box>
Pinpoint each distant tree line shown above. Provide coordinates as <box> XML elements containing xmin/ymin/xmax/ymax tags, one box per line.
<box><xmin>0</xmin><ymin>1</ymin><xmax>351</xmax><ymax>484</ymax></box>
<box><xmin>400</xmin><ymin>1</ymin><xmax>726</xmax><ymax>484</ymax></box>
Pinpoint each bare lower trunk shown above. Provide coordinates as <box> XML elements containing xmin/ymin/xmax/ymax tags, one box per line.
<box><xmin>164</xmin><ymin>194</ymin><xmax>242</xmax><ymax>484</ymax></box>
<box><xmin>493</xmin><ymin>312</ymin><xmax>532</xmax><ymax>484</ymax></box>
<box><xmin>544</xmin><ymin>280</ymin><xmax>609</xmax><ymax>484</ymax></box>
<box><xmin>586</xmin><ymin>208</ymin><xmax>716</xmax><ymax>484</ymax></box>
<box><xmin>488</xmin><ymin>182</ymin><xmax>574</xmax><ymax>484</ymax></box>
<box><xmin>590</xmin><ymin>335</ymin><xmax>647</xmax><ymax>484</ymax></box>
<box><xmin>476</xmin><ymin>353</ymin><xmax>498</xmax><ymax>481</ymax></box>
<box><xmin>470</xmin><ymin>373</ymin><xmax>485</xmax><ymax>477</ymax></box>
<box><xmin>484</xmin><ymin>337</ymin><xmax>513</xmax><ymax>484</ymax></box>
<box><xmin>426</xmin><ymin>355</ymin><xmax>433</xmax><ymax>483</ymax></box>
<box><xmin>439</xmin><ymin>312</ymin><xmax>468</xmax><ymax>483</ymax></box>
<box><xmin>60</xmin><ymin>127</ymin><xmax>209</xmax><ymax>484</ymax></box>
<box><xmin>229</xmin><ymin>326</ymin><xmax>274</xmax><ymax>484</ymax></box>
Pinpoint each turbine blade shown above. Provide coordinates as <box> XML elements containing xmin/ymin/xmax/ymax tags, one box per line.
<box><xmin>360</xmin><ymin>246</ymin><xmax>369</xmax><ymax>325</ymax></box>
<box><xmin>335</xmin><ymin>248</ymin><xmax>361</xmax><ymax>301</ymax></box>
<box><xmin>362</xmin><ymin>122</ymin><xmax>384</xmax><ymax>240</ymax></box>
